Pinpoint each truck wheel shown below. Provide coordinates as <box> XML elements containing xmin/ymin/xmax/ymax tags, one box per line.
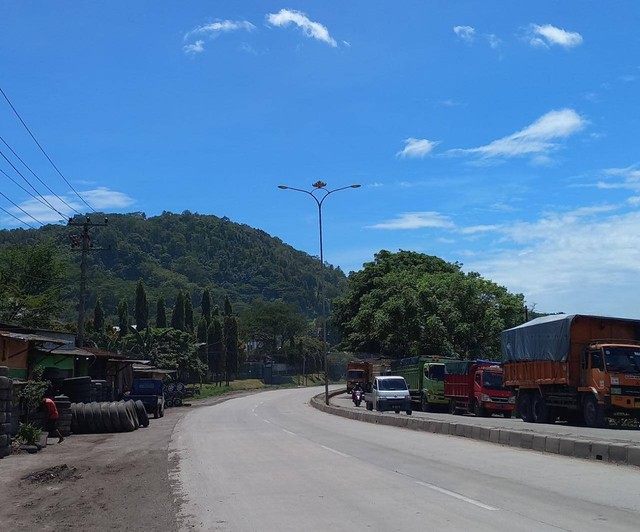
<box><xmin>583</xmin><ymin>395</ymin><xmax>605</xmax><ymax>428</ymax></box>
<box><xmin>532</xmin><ymin>393</ymin><xmax>550</xmax><ymax>424</ymax></box>
<box><xmin>366</xmin><ymin>401</ymin><xmax>373</xmax><ymax>411</ymax></box>
<box><xmin>448</xmin><ymin>400</ymin><xmax>457</xmax><ymax>415</ymax></box>
<box><xmin>421</xmin><ymin>395</ymin><xmax>430</xmax><ymax>412</ymax></box>
<box><xmin>503</xmin><ymin>411</ymin><xmax>512</xmax><ymax>419</ymax></box>
<box><xmin>518</xmin><ymin>393</ymin><xmax>534</xmax><ymax>423</ymax></box>
<box><xmin>473</xmin><ymin>400</ymin><xmax>486</xmax><ymax>417</ymax></box>
<box><xmin>406</xmin><ymin>409</ymin><xmax>412</xmax><ymax>416</ymax></box>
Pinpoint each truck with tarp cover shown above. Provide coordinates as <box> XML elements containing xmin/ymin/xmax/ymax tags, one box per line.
<box><xmin>444</xmin><ymin>360</ymin><xmax>514</xmax><ymax>417</ymax></box>
<box><xmin>501</xmin><ymin>314</ymin><xmax>640</xmax><ymax>427</ymax></box>
<box><xmin>390</xmin><ymin>356</ymin><xmax>453</xmax><ymax>411</ymax></box>
<box><xmin>345</xmin><ymin>361</ymin><xmax>372</xmax><ymax>394</ymax></box>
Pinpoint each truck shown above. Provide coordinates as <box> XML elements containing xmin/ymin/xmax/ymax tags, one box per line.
<box><xmin>501</xmin><ymin>314</ymin><xmax>640</xmax><ymax>427</ymax></box>
<box><xmin>390</xmin><ymin>356</ymin><xmax>452</xmax><ymax>411</ymax></box>
<box><xmin>444</xmin><ymin>360</ymin><xmax>515</xmax><ymax>417</ymax></box>
<box><xmin>365</xmin><ymin>375</ymin><xmax>412</xmax><ymax>415</ymax></box>
<box><xmin>127</xmin><ymin>378</ymin><xmax>165</xmax><ymax>419</ymax></box>
<box><xmin>346</xmin><ymin>361</ymin><xmax>372</xmax><ymax>394</ymax></box>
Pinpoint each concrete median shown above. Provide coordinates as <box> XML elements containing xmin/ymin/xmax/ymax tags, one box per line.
<box><xmin>311</xmin><ymin>390</ymin><xmax>640</xmax><ymax>468</ymax></box>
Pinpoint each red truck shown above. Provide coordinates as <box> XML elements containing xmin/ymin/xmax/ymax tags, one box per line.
<box><xmin>444</xmin><ymin>360</ymin><xmax>515</xmax><ymax>417</ymax></box>
<box><xmin>346</xmin><ymin>361</ymin><xmax>372</xmax><ymax>394</ymax></box>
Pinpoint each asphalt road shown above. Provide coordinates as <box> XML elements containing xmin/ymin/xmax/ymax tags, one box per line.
<box><xmin>172</xmin><ymin>386</ymin><xmax>640</xmax><ymax>531</ymax></box>
<box><xmin>332</xmin><ymin>392</ymin><xmax>640</xmax><ymax>445</ymax></box>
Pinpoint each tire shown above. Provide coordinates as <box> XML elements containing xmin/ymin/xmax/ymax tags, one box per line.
<box><xmin>165</xmin><ymin>398</ymin><xmax>174</xmax><ymax>408</ymax></box>
<box><xmin>532</xmin><ymin>393</ymin><xmax>550</xmax><ymax>424</ymax></box>
<box><xmin>503</xmin><ymin>411</ymin><xmax>512</xmax><ymax>419</ymax></box>
<box><xmin>159</xmin><ymin>405</ymin><xmax>164</xmax><ymax>418</ymax></box>
<box><xmin>421</xmin><ymin>394</ymin><xmax>430</xmax><ymax>412</ymax></box>
<box><xmin>167</xmin><ymin>382</ymin><xmax>176</xmax><ymax>393</ymax></box>
<box><xmin>473</xmin><ymin>400</ymin><xmax>486</xmax><ymax>417</ymax></box>
<box><xmin>176</xmin><ymin>382</ymin><xmax>185</xmax><ymax>392</ymax></box>
<box><xmin>583</xmin><ymin>395</ymin><xmax>605</xmax><ymax>428</ymax></box>
<box><xmin>134</xmin><ymin>400</ymin><xmax>150</xmax><ymax>428</ymax></box>
<box><xmin>406</xmin><ymin>409</ymin><xmax>412</xmax><ymax>416</ymax></box>
<box><xmin>366</xmin><ymin>401</ymin><xmax>373</xmax><ymax>411</ymax></box>
<box><xmin>117</xmin><ymin>403</ymin><xmax>135</xmax><ymax>432</ymax></box>
<box><xmin>449</xmin><ymin>400</ymin><xmax>457</xmax><ymax>415</ymax></box>
<box><xmin>518</xmin><ymin>393</ymin><xmax>534</xmax><ymax>423</ymax></box>
<box><xmin>100</xmin><ymin>402</ymin><xmax>113</xmax><ymax>433</ymax></box>
<box><xmin>91</xmin><ymin>402</ymin><xmax>105</xmax><ymax>433</ymax></box>
<box><xmin>394</xmin><ymin>408</ymin><xmax>400</xmax><ymax>414</ymax></box>
<box><xmin>126</xmin><ymin>401</ymin><xmax>139</xmax><ymax>429</ymax></box>
<box><xmin>174</xmin><ymin>397</ymin><xmax>182</xmax><ymax>407</ymax></box>
<box><xmin>109</xmin><ymin>403</ymin><xmax>122</xmax><ymax>432</ymax></box>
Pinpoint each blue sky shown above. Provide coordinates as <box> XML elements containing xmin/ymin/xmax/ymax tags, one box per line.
<box><xmin>1</xmin><ymin>2</ymin><xmax>640</xmax><ymax>317</ymax></box>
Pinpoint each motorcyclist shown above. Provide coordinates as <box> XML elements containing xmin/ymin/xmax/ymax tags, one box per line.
<box><xmin>352</xmin><ymin>382</ymin><xmax>363</xmax><ymax>402</ymax></box>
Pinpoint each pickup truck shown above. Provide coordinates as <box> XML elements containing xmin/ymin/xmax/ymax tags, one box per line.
<box><xmin>127</xmin><ymin>379</ymin><xmax>165</xmax><ymax>419</ymax></box>
<box><xmin>365</xmin><ymin>376</ymin><xmax>412</xmax><ymax>415</ymax></box>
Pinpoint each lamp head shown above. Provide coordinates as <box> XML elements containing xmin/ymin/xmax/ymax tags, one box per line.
<box><xmin>350</xmin><ymin>184</ymin><xmax>361</xmax><ymax>188</ymax></box>
<box><xmin>312</xmin><ymin>181</ymin><xmax>327</xmax><ymax>189</ymax></box>
<box><xmin>277</xmin><ymin>185</ymin><xmax>288</xmax><ymax>189</ymax></box>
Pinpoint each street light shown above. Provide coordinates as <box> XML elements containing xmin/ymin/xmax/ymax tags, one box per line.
<box><xmin>278</xmin><ymin>181</ymin><xmax>361</xmax><ymax>405</ymax></box>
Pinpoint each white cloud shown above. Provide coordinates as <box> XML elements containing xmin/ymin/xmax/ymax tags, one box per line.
<box><xmin>453</xmin><ymin>25</ymin><xmax>475</xmax><ymax>43</ymax></box>
<box><xmin>596</xmin><ymin>164</ymin><xmax>640</xmax><ymax>191</ymax></box>
<box><xmin>1</xmin><ymin>188</ymin><xmax>135</xmax><ymax>227</ymax></box>
<box><xmin>266</xmin><ymin>9</ymin><xmax>337</xmax><ymax>47</ymax></box>
<box><xmin>183</xmin><ymin>20</ymin><xmax>255</xmax><ymax>54</ymax></box>
<box><xmin>184</xmin><ymin>20</ymin><xmax>255</xmax><ymax>41</ymax></box>
<box><xmin>459</xmin><ymin>224</ymin><xmax>500</xmax><ymax>235</ymax></box>
<box><xmin>183</xmin><ymin>40</ymin><xmax>204</xmax><ymax>54</ymax></box>
<box><xmin>466</xmin><ymin>208</ymin><xmax>640</xmax><ymax>316</ymax></box>
<box><xmin>486</xmin><ymin>34</ymin><xmax>502</xmax><ymax>50</ymax></box>
<box><xmin>368</xmin><ymin>212</ymin><xmax>454</xmax><ymax>230</ymax></box>
<box><xmin>396</xmin><ymin>138</ymin><xmax>439</xmax><ymax>159</ymax></box>
<box><xmin>451</xmin><ymin>108</ymin><xmax>586</xmax><ymax>159</ymax></box>
<box><xmin>529</xmin><ymin>24</ymin><xmax>583</xmax><ymax>48</ymax></box>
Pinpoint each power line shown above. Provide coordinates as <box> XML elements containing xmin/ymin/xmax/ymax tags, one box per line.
<box><xmin>0</xmin><ymin>155</ymin><xmax>66</xmax><ymax>219</ymax></box>
<box><xmin>0</xmin><ymin>204</ymin><xmax>37</xmax><ymax>230</ymax></box>
<box><xmin>0</xmin><ymin>135</ymin><xmax>82</xmax><ymax>216</ymax></box>
<box><xmin>0</xmin><ymin>86</ymin><xmax>95</xmax><ymax>213</ymax></box>
<box><xmin>0</xmin><ymin>189</ymin><xmax>45</xmax><ymax>227</ymax></box>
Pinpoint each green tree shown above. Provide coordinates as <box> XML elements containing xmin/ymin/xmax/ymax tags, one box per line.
<box><xmin>171</xmin><ymin>291</ymin><xmax>185</xmax><ymax>331</ymax></box>
<box><xmin>207</xmin><ymin>318</ymin><xmax>225</xmax><ymax>385</ymax></box>
<box><xmin>185</xmin><ymin>291</ymin><xmax>194</xmax><ymax>333</ymax></box>
<box><xmin>94</xmin><ymin>298</ymin><xmax>105</xmax><ymax>333</ymax></box>
<box><xmin>224</xmin><ymin>314</ymin><xmax>238</xmax><ymax>385</ymax></box>
<box><xmin>241</xmin><ymin>299</ymin><xmax>307</xmax><ymax>353</ymax></box>
<box><xmin>201</xmin><ymin>288</ymin><xmax>212</xmax><ymax>325</ymax></box>
<box><xmin>196</xmin><ymin>316</ymin><xmax>208</xmax><ymax>365</ymax></box>
<box><xmin>118</xmin><ymin>300</ymin><xmax>129</xmax><ymax>337</ymax></box>
<box><xmin>333</xmin><ymin>250</ymin><xmax>525</xmax><ymax>358</ymax></box>
<box><xmin>156</xmin><ymin>297</ymin><xmax>167</xmax><ymax>328</ymax></box>
<box><xmin>0</xmin><ymin>242</ymin><xmax>66</xmax><ymax>327</ymax></box>
<box><xmin>224</xmin><ymin>296</ymin><xmax>233</xmax><ymax>317</ymax></box>
<box><xmin>134</xmin><ymin>279</ymin><xmax>149</xmax><ymax>330</ymax></box>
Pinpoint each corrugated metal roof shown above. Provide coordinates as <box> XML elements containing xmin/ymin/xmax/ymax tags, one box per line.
<box><xmin>0</xmin><ymin>331</ymin><xmax>66</xmax><ymax>344</ymax></box>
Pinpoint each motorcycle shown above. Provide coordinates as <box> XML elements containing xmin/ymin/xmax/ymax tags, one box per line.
<box><xmin>352</xmin><ymin>388</ymin><xmax>363</xmax><ymax>407</ymax></box>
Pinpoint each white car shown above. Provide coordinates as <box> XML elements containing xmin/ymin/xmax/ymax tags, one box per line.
<box><xmin>365</xmin><ymin>376</ymin><xmax>412</xmax><ymax>415</ymax></box>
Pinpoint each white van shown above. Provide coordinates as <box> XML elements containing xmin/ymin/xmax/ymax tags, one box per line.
<box><xmin>365</xmin><ymin>376</ymin><xmax>412</xmax><ymax>415</ymax></box>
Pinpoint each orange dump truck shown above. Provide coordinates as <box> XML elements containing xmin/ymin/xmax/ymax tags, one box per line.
<box><xmin>501</xmin><ymin>314</ymin><xmax>640</xmax><ymax>427</ymax></box>
<box><xmin>346</xmin><ymin>361</ymin><xmax>372</xmax><ymax>394</ymax></box>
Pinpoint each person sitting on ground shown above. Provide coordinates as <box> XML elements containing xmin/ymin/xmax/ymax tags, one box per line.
<box><xmin>43</xmin><ymin>397</ymin><xmax>64</xmax><ymax>443</ymax></box>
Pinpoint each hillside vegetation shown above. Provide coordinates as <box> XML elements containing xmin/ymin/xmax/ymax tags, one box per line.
<box><xmin>0</xmin><ymin>211</ymin><xmax>347</xmax><ymax>324</ymax></box>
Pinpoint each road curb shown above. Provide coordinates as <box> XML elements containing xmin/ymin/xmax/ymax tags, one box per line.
<box><xmin>311</xmin><ymin>392</ymin><xmax>640</xmax><ymax>468</ymax></box>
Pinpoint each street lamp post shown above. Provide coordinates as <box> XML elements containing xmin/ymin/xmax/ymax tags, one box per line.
<box><xmin>278</xmin><ymin>181</ymin><xmax>360</xmax><ymax>405</ymax></box>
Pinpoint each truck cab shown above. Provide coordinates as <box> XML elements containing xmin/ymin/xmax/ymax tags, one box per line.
<box><xmin>421</xmin><ymin>361</ymin><xmax>447</xmax><ymax>410</ymax></box>
<box><xmin>473</xmin><ymin>367</ymin><xmax>514</xmax><ymax>417</ymax></box>
<box><xmin>365</xmin><ymin>376</ymin><xmax>412</xmax><ymax>415</ymax></box>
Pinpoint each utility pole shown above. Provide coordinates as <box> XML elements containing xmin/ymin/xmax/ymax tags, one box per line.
<box><xmin>68</xmin><ymin>216</ymin><xmax>108</xmax><ymax>347</ymax></box>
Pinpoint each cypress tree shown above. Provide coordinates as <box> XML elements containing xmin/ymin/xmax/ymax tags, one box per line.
<box><xmin>156</xmin><ymin>297</ymin><xmax>167</xmax><ymax>328</ymax></box>
<box><xmin>208</xmin><ymin>317</ymin><xmax>224</xmax><ymax>385</ymax></box>
<box><xmin>171</xmin><ymin>291</ymin><xmax>185</xmax><ymax>331</ymax></box>
<box><xmin>224</xmin><ymin>297</ymin><xmax>233</xmax><ymax>317</ymax></box>
<box><xmin>94</xmin><ymin>298</ymin><xmax>105</xmax><ymax>334</ymax></box>
<box><xmin>134</xmin><ymin>279</ymin><xmax>149</xmax><ymax>330</ymax></box>
<box><xmin>185</xmin><ymin>292</ymin><xmax>194</xmax><ymax>333</ymax></box>
<box><xmin>118</xmin><ymin>300</ymin><xmax>129</xmax><ymax>337</ymax></box>
<box><xmin>201</xmin><ymin>288</ymin><xmax>212</xmax><ymax>325</ymax></box>
<box><xmin>224</xmin><ymin>314</ymin><xmax>238</xmax><ymax>385</ymax></box>
<box><xmin>196</xmin><ymin>317</ymin><xmax>208</xmax><ymax>365</ymax></box>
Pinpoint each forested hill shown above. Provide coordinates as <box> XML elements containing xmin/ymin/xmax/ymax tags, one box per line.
<box><xmin>0</xmin><ymin>211</ymin><xmax>348</xmax><ymax>322</ymax></box>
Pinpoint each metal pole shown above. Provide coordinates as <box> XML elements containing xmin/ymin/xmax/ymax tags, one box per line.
<box><xmin>278</xmin><ymin>182</ymin><xmax>360</xmax><ymax>406</ymax></box>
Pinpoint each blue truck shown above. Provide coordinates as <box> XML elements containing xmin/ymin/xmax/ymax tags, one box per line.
<box><xmin>127</xmin><ymin>379</ymin><xmax>165</xmax><ymax>419</ymax></box>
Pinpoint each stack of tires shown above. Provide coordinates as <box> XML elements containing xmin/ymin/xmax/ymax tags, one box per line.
<box><xmin>54</xmin><ymin>395</ymin><xmax>72</xmax><ymax>437</ymax></box>
<box><xmin>62</xmin><ymin>376</ymin><xmax>91</xmax><ymax>404</ymax></box>
<box><xmin>90</xmin><ymin>380</ymin><xmax>110</xmax><ymax>402</ymax></box>
<box><xmin>165</xmin><ymin>381</ymin><xmax>186</xmax><ymax>407</ymax></box>
<box><xmin>0</xmin><ymin>367</ymin><xmax>12</xmax><ymax>458</ymax></box>
<box><xmin>70</xmin><ymin>400</ymin><xmax>149</xmax><ymax>434</ymax></box>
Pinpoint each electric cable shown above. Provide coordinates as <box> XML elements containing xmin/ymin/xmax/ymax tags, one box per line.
<box><xmin>0</xmin><ymin>189</ymin><xmax>45</xmax><ymax>227</ymax></box>
<box><xmin>0</xmin><ymin>86</ymin><xmax>95</xmax><ymax>213</ymax></box>
<box><xmin>0</xmin><ymin>204</ymin><xmax>37</xmax><ymax>230</ymax></box>
<box><xmin>0</xmin><ymin>135</ymin><xmax>82</xmax><ymax>216</ymax></box>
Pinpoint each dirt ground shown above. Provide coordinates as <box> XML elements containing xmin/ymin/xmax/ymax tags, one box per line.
<box><xmin>0</xmin><ymin>394</ymin><xmax>249</xmax><ymax>532</ymax></box>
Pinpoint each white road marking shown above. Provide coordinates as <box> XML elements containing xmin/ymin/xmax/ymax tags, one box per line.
<box><xmin>282</xmin><ymin>429</ymin><xmax>296</xmax><ymax>436</ymax></box>
<box><xmin>263</xmin><ymin>419</ymin><xmax>271</xmax><ymax>424</ymax></box>
<box><xmin>320</xmin><ymin>445</ymin><xmax>350</xmax><ymax>458</ymax></box>
<box><xmin>416</xmin><ymin>481</ymin><xmax>499</xmax><ymax>511</ymax></box>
